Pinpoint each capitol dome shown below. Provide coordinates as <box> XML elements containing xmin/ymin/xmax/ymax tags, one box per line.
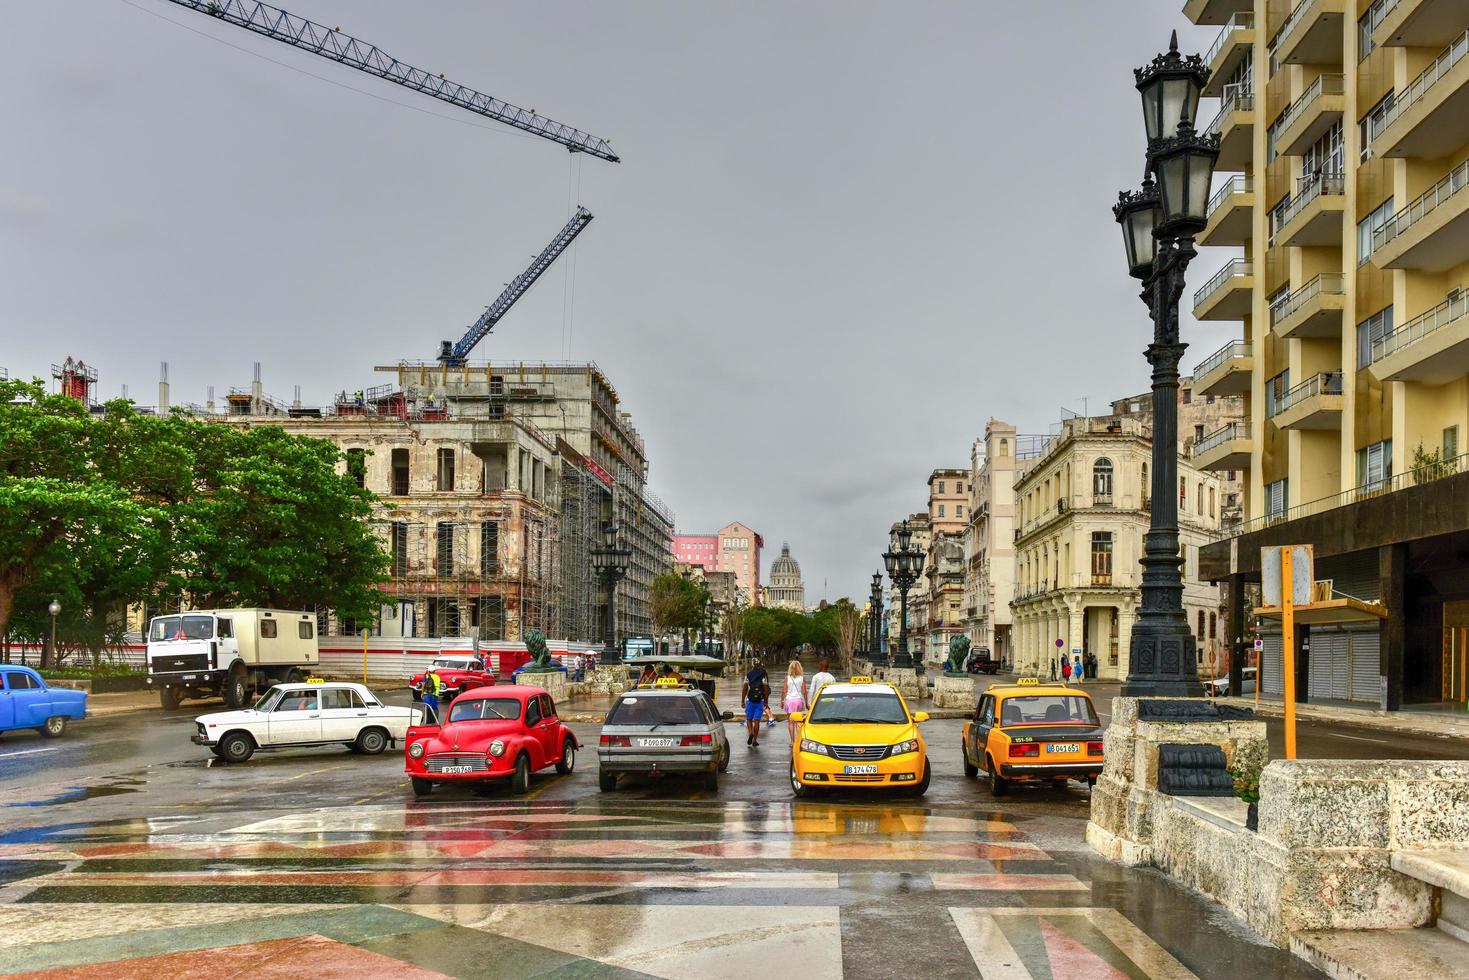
<box><xmin>766</xmin><ymin>542</ymin><xmax>806</xmax><ymax>610</ymax></box>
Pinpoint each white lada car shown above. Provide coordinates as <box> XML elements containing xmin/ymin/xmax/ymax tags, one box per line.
<box><xmin>191</xmin><ymin>680</ymin><xmax>421</xmax><ymax>763</ymax></box>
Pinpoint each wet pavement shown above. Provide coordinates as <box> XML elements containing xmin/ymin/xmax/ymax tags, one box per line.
<box><xmin>0</xmin><ymin>681</ymin><xmax>1329</xmax><ymax>980</ymax></box>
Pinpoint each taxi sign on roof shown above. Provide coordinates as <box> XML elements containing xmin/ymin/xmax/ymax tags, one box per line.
<box><xmin>306</xmin><ymin>677</ymin><xmax>324</xmax><ymax>684</ymax></box>
<box><xmin>848</xmin><ymin>675</ymin><xmax>873</xmax><ymax>684</ymax></box>
<box><xmin>1016</xmin><ymin>677</ymin><xmax>1040</xmax><ymax>686</ymax></box>
<box><xmin>653</xmin><ymin>677</ymin><xmax>684</xmax><ymax>688</ymax></box>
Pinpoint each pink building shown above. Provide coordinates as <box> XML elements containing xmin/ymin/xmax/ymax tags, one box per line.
<box><xmin>671</xmin><ymin>522</ymin><xmax>763</xmax><ymax>606</ymax></box>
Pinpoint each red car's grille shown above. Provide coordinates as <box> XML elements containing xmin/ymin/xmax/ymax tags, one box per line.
<box><xmin>424</xmin><ymin>753</ymin><xmax>490</xmax><ymax>773</ymax></box>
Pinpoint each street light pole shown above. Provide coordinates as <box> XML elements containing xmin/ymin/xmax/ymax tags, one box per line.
<box><xmin>47</xmin><ymin>599</ymin><xmax>60</xmax><ymax>670</ymax></box>
<box><xmin>883</xmin><ymin>521</ymin><xmax>922</xmax><ymax>670</ymax></box>
<box><xmin>869</xmin><ymin>571</ymin><xmax>884</xmax><ymax>664</ymax></box>
<box><xmin>589</xmin><ymin>522</ymin><xmax>631</xmax><ymax>666</ymax></box>
<box><xmin>1112</xmin><ymin>31</ymin><xmax>1218</xmax><ymax>697</ymax></box>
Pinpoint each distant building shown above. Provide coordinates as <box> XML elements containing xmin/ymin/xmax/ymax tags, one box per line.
<box><xmin>928</xmin><ymin>468</ymin><xmax>968</xmax><ymax>536</ymax></box>
<box><xmin>963</xmin><ymin>420</ymin><xmax>1018</xmax><ymax>666</ymax></box>
<box><xmin>672</xmin><ymin>522</ymin><xmax>762</xmax><ymax>605</ymax></box>
<box><xmin>766</xmin><ymin>543</ymin><xmax>806</xmax><ymax>611</ymax></box>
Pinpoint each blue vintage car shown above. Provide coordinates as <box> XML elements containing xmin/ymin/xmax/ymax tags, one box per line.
<box><xmin>0</xmin><ymin>665</ymin><xmax>88</xmax><ymax>737</ymax></box>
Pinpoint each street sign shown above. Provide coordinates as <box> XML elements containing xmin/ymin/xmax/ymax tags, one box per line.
<box><xmin>1262</xmin><ymin>545</ymin><xmax>1314</xmax><ymax>606</ymax></box>
<box><xmin>1254</xmin><ymin>638</ymin><xmax>1264</xmax><ymax>651</ymax></box>
<box><xmin>1055</xmin><ymin>638</ymin><xmax>1064</xmax><ymax>648</ymax></box>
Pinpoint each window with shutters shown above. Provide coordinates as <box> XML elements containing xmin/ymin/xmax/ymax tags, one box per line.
<box><xmin>1356</xmin><ymin>439</ymin><xmax>1392</xmax><ymax>492</ymax></box>
<box><xmin>1092</xmin><ymin>458</ymin><xmax>1114</xmax><ymax>502</ymax></box>
<box><xmin>1090</xmin><ymin>533</ymin><xmax>1113</xmax><ymax>586</ymax></box>
<box><xmin>390</xmin><ymin>522</ymin><xmax>408</xmax><ymax>577</ymax></box>
<box><xmin>1445</xmin><ymin>426</ymin><xmax>1460</xmax><ymax>464</ymax></box>
<box><xmin>1357</xmin><ymin>306</ymin><xmax>1394</xmax><ymax>367</ymax></box>
<box><xmin>1266</xmin><ymin>370</ymin><xmax>1292</xmax><ymax>416</ymax></box>
<box><xmin>436</xmin><ymin>522</ymin><xmax>454</xmax><ymax>572</ymax></box>
<box><xmin>1266</xmin><ymin>479</ymin><xmax>1288</xmax><ymax>519</ymax></box>
<box><xmin>1358</xmin><ymin>196</ymin><xmax>1394</xmax><ymax>265</ymax></box>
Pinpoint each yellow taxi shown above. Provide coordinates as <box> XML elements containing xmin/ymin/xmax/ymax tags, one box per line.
<box><xmin>960</xmin><ymin>678</ymin><xmax>1103</xmax><ymax>796</ymax></box>
<box><xmin>788</xmin><ymin>677</ymin><xmax>930</xmax><ymax>797</ymax></box>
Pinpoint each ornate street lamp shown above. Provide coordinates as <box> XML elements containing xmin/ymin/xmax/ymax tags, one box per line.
<box><xmin>47</xmin><ymin>599</ymin><xmax>61</xmax><ymax>670</ymax></box>
<box><xmin>589</xmin><ymin>522</ymin><xmax>631</xmax><ymax>665</ymax></box>
<box><xmin>883</xmin><ymin>521</ymin><xmax>923</xmax><ymax>670</ymax></box>
<box><xmin>1111</xmin><ymin>30</ymin><xmax>1218</xmax><ymax>697</ymax></box>
<box><xmin>869</xmin><ymin>570</ymin><xmax>885</xmax><ymax>663</ymax></box>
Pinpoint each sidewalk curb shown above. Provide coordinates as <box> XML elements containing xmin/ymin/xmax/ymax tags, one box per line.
<box><xmin>1216</xmin><ymin>696</ymin><xmax>1469</xmax><ymax>741</ymax></box>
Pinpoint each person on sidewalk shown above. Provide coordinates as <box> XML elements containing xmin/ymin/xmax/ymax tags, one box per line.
<box><xmin>1061</xmin><ymin>659</ymin><xmax>1072</xmax><ymax>682</ymax></box>
<box><xmin>783</xmin><ymin>659</ymin><xmax>806</xmax><ymax>740</ymax></box>
<box><xmin>1073</xmin><ymin>654</ymin><xmax>1084</xmax><ymax>684</ymax></box>
<box><xmin>742</xmin><ymin>658</ymin><xmax>770</xmax><ymax>748</ymax></box>
<box><xmin>807</xmin><ymin>658</ymin><xmax>836</xmax><ymax>708</ymax></box>
<box><xmin>422</xmin><ymin>668</ymin><xmax>444</xmax><ymax>723</ymax></box>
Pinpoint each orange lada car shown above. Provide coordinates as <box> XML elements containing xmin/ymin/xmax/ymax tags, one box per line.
<box><xmin>960</xmin><ymin>678</ymin><xmax>1103</xmax><ymax>796</ymax></box>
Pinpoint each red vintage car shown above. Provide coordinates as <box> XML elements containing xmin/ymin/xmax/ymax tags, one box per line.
<box><xmin>408</xmin><ymin>654</ymin><xmax>496</xmax><ymax>703</ymax></box>
<box><xmin>404</xmin><ymin>685</ymin><xmax>578</xmax><ymax>797</ymax></box>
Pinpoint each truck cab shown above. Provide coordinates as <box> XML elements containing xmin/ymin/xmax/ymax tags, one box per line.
<box><xmin>146</xmin><ymin>609</ymin><xmax>318</xmax><ymax>710</ymax></box>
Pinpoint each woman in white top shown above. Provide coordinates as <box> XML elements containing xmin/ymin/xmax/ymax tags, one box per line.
<box><xmin>783</xmin><ymin>660</ymin><xmax>805</xmax><ymax>740</ymax></box>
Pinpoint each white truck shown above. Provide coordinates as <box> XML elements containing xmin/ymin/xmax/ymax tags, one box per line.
<box><xmin>146</xmin><ymin>609</ymin><xmax>320</xmax><ymax>710</ymax></box>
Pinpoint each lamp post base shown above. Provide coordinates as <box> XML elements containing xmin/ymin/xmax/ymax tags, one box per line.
<box><xmin>598</xmin><ymin>642</ymin><xmax>622</xmax><ymax>666</ymax></box>
<box><xmin>1121</xmin><ymin>622</ymin><xmax>1205</xmax><ymax>698</ymax></box>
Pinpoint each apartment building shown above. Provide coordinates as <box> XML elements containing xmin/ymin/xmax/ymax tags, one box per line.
<box><xmin>1111</xmin><ymin>378</ymin><xmax>1248</xmax><ymax>522</ymax></box>
<box><xmin>1011</xmin><ymin>416</ymin><xmax>1225</xmax><ymax>680</ymax></box>
<box><xmin>963</xmin><ymin>420</ymin><xmax>1019</xmax><ymax>666</ymax></box>
<box><xmin>928</xmin><ymin>468</ymin><xmax>968</xmax><ymax>534</ymax></box>
<box><xmin>1185</xmin><ymin>0</ymin><xmax>1469</xmax><ymax>710</ymax></box>
<box><xmin>672</xmin><ymin>523</ymin><xmax>762</xmax><ymax>604</ymax></box>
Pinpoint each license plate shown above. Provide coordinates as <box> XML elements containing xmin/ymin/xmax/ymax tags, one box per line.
<box><xmin>1045</xmin><ymin>743</ymin><xmax>1079</xmax><ymax>754</ymax></box>
<box><xmin>639</xmin><ymin>738</ymin><xmax>676</xmax><ymax>748</ymax></box>
<box><xmin>439</xmin><ymin>765</ymin><xmax>474</xmax><ymax>774</ymax></box>
<box><xmin>843</xmin><ymin>765</ymin><xmax>878</xmax><ymax>775</ymax></box>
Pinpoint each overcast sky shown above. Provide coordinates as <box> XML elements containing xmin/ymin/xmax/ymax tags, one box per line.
<box><xmin>2</xmin><ymin>1</ymin><xmax>1229</xmax><ymax>604</ymax></box>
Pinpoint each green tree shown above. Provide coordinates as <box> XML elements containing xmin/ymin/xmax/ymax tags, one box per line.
<box><xmin>650</xmin><ymin>572</ymin><xmax>709</xmax><ymax>650</ymax></box>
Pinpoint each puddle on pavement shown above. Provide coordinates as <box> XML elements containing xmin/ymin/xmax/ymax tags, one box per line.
<box><xmin>6</xmin><ymin>778</ymin><xmax>145</xmax><ymax>808</ymax></box>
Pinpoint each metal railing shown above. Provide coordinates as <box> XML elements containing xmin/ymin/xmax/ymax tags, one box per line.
<box><xmin>1271</xmin><ymin>371</ymin><xmax>1343</xmax><ymax>416</ymax></box>
<box><xmin>1276</xmin><ymin>0</ymin><xmax>1324</xmax><ymax>50</ymax></box>
<box><xmin>1372</xmin><ymin>290</ymin><xmax>1469</xmax><ymax>363</ymax></box>
<box><xmin>1271</xmin><ymin>175</ymin><xmax>1344</xmax><ymax>236</ymax></box>
<box><xmin>1194</xmin><ymin>422</ymin><xmax>1247</xmax><ymax>458</ymax></box>
<box><xmin>1206</xmin><ymin>175</ymin><xmax>1252</xmax><ymax>219</ymax></box>
<box><xmin>1371</xmin><ymin>27</ymin><xmax>1469</xmax><ymax>143</ymax></box>
<box><xmin>1205</xmin><ymin>86</ymin><xmax>1254</xmax><ymax>136</ymax></box>
<box><xmin>1372</xmin><ymin>156</ymin><xmax>1469</xmax><ymax>254</ymax></box>
<box><xmin>1215</xmin><ymin>449</ymin><xmax>1469</xmax><ymax>540</ymax></box>
<box><xmin>1205</xmin><ymin>12</ymin><xmax>1255</xmax><ymax>66</ymax></box>
<box><xmin>1194</xmin><ymin>259</ymin><xmax>1252</xmax><ymax>308</ymax></box>
<box><xmin>1275</xmin><ymin>73</ymin><xmax>1344</xmax><ymax>140</ymax></box>
<box><xmin>1269</xmin><ymin>273</ymin><xmax>1346</xmax><ymax>326</ymax></box>
<box><xmin>1195</xmin><ymin>339</ymin><xmax>1252</xmax><ymax>379</ymax></box>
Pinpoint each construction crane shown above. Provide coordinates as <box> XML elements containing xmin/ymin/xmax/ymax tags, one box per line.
<box><xmin>439</xmin><ymin>207</ymin><xmax>594</xmax><ymax>365</ymax></box>
<box><xmin>162</xmin><ymin>1</ymin><xmax>619</xmax><ymax>162</ymax></box>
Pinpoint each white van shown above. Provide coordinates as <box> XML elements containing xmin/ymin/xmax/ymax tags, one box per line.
<box><xmin>146</xmin><ymin>609</ymin><xmax>320</xmax><ymax>709</ymax></box>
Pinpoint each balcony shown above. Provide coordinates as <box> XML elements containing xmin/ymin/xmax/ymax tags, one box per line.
<box><xmin>1369</xmin><ymin>290</ymin><xmax>1469</xmax><ymax>383</ymax></box>
<box><xmin>1194</xmin><ymin>339</ymin><xmax>1254</xmax><ymax>396</ymax></box>
<box><xmin>1270</xmin><ymin>174</ymin><xmax>1345</xmax><ymax>247</ymax></box>
<box><xmin>1371</xmin><ymin>29</ymin><xmax>1469</xmax><ymax>159</ymax></box>
<box><xmin>1375</xmin><ymin>0</ymin><xmax>1469</xmax><ymax>50</ymax></box>
<box><xmin>1193</xmin><ymin>258</ymin><xmax>1254</xmax><ymax>320</ymax></box>
<box><xmin>1270</xmin><ymin>273</ymin><xmax>1346</xmax><ymax>339</ymax></box>
<box><xmin>1204</xmin><ymin>86</ymin><xmax>1255</xmax><ymax>171</ymax></box>
<box><xmin>1203</xmin><ymin>13</ymin><xmax>1256</xmax><ymax>97</ymax></box>
<box><xmin>1200</xmin><ymin>175</ymin><xmax>1254</xmax><ymax>246</ymax></box>
<box><xmin>1193</xmin><ymin>422</ymin><xmax>1253</xmax><ymax>470</ymax></box>
<box><xmin>1370</xmin><ymin>157</ymin><xmax>1469</xmax><ymax>271</ymax></box>
<box><xmin>1275</xmin><ymin>74</ymin><xmax>1345</xmax><ymax>157</ymax></box>
<box><xmin>1271</xmin><ymin>371</ymin><xmax>1345</xmax><ymax>430</ymax></box>
<box><xmin>1274</xmin><ymin>0</ymin><xmax>1346</xmax><ymax>66</ymax></box>
<box><xmin>1184</xmin><ymin>0</ymin><xmax>1252</xmax><ymax>26</ymax></box>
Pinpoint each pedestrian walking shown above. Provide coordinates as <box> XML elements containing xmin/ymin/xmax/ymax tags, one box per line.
<box><xmin>1050</xmin><ymin>658</ymin><xmax>1058</xmax><ymax>680</ymax></box>
<box><xmin>1073</xmin><ymin>654</ymin><xmax>1084</xmax><ymax>684</ymax></box>
<box><xmin>1061</xmin><ymin>659</ymin><xmax>1072</xmax><ymax>682</ymax></box>
<box><xmin>807</xmin><ymin>657</ymin><xmax>836</xmax><ymax>707</ymax></box>
<box><xmin>783</xmin><ymin>659</ymin><xmax>806</xmax><ymax>740</ymax></box>
<box><xmin>742</xmin><ymin>658</ymin><xmax>770</xmax><ymax>748</ymax></box>
<box><xmin>422</xmin><ymin>667</ymin><xmax>443</xmax><ymax>723</ymax></box>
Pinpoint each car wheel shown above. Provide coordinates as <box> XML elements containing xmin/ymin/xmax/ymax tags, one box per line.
<box><xmin>160</xmin><ymin>686</ymin><xmax>183</xmax><ymax>710</ymax></box>
<box><xmin>219</xmin><ymin>732</ymin><xmax>254</xmax><ymax>764</ymax></box>
<box><xmin>39</xmin><ymin>716</ymin><xmax>67</xmax><ymax>738</ymax></box>
<box><xmin>598</xmin><ymin>770</ymin><xmax>617</xmax><ymax>793</ymax></box>
<box><xmin>222</xmin><ymin>666</ymin><xmax>248</xmax><ymax>709</ymax></box>
<box><xmin>790</xmin><ymin>763</ymin><xmax>811</xmax><ymax>798</ymax></box>
<box><xmin>510</xmin><ymin>753</ymin><xmax>532</xmax><ymax>795</ymax></box>
<box><xmin>962</xmin><ymin>743</ymin><xmax>979</xmax><ymax>778</ymax></box>
<box><xmin>356</xmin><ymin>727</ymin><xmax>388</xmax><ymax>756</ymax></box>
<box><xmin>910</xmin><ymin>760</ymin><xmax>931</xmax><ymax>797</ymax></box>
<box><xmin>718</xmin><ymin>744</ymin><xmax>730</xmax><ymax>773</ymax></box>
<box><xmin>411</xmin><ymin>777</ymin><xmax>434</xmax><ymax>798</ymax></box>
<box><xmin>987</xmin><ymin>756</ymin><xmax>1008</xmax><ymax>797</ymax></box>
<box><xmin>555</xmin><ymin>737</ymin><xmax>575</xmax><ymax>775</ymax></box>
<box><xmin>703</xmin><ymin>770</ymin><xmax>719</xmax><ymax>791</ymax></box>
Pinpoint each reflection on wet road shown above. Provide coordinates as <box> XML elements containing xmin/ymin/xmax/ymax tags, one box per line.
<box><xmin>0</xmin><ymin>713</ymin><xmax>1322</xmax><ymax>979</ymax></box>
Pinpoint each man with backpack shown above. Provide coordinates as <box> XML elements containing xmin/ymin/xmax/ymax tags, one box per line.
<box><xmin>742</xmin><ymin>658</ymin><xmax>770</xmax><ymax>748</ymax></box>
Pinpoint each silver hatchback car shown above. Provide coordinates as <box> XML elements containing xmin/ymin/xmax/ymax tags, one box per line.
<box><xmin>597</xmin><ymin>683</ymin><xmax>732</xmax><ymax>791</ymax></box>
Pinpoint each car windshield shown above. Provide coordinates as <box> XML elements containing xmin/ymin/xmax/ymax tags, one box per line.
<box><xmin>447</xmin><ymin>698</ymin><xmax>521</xmax><ymax>723</ymax></box>
<box><xmin>606</xmin><ymin>695</ymin><xmax>704</xmax><ymax>727</ymax></box>
<box><xmin>808</xmin><ymin>691</ymin><xmax>908</xmax><ymax>724</ymax></box>
<box><xmin>999</xmin><ymin>695</ymin><xmax>1099</xmax><ymax>726</ymax></box>
<box><xmin>433</xmin><ymin>658</ymin><xmax>476</xmax><ymax>669</ymax></box>
<box><xmin>150</xmin><ymin>615</ymin><xmax>214</xmax><ymax>641</ymax></box>
<box><xmin>253</xmin><ymin>687</ymin><xmax>284</xmax><ymax>711</ymax></box>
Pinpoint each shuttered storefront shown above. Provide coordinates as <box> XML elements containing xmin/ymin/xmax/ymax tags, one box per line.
<box><xmin>1261</xmin><ymin>630</ymin><xmax>1283</xmax><ymax>697</ymax></box>
<box><xmin>1309</xmin><ymin>630</ymin><xmax>1349</xmax><ymax>701</ymax></box>
<box><xmin>1347</xmin><ymin>631</ymin><xmax>1380</xmax><ymax>704</ymax></box>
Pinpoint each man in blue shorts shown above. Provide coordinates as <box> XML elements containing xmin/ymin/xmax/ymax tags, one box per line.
<box><xmin>742</xmin><ymin>658</ymin><xmax>770</xmax><ymax>748</ymax></box>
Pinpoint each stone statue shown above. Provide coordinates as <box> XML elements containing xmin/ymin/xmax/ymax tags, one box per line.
<box><xmin>521</xmin><ymin>628</ymin><xmax>554</xmax><ymax>672</ymax></box>
<box><xmin>944</xmin><ymin>635</ymin><xmax>972</xmax><ymax>676</ymax></box>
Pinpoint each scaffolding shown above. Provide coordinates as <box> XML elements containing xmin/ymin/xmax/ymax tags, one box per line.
<box><xmin>557</xmin><ymin>454</ymin><xmax>609</xmax><ymax>644</ymax></box>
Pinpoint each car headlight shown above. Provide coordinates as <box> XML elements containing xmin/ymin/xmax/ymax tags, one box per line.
<box><xmin>799</xmin><ymin>739</ymin><xmax>829</xmax><ymax>756</ymax></box>
<box><xmin>890</xmin><ymin>739</ymin><xmax>920</xmax><ymax>756</ymax></box>
<box><xmin>489</xmin><ymin>739</ymin><xmax>506</xmax><ymax>757</ymax></box>
<box><xmin>408</xmin><ymin>741</ymin><xmax>425</xmax><ymax>759</ymax></box>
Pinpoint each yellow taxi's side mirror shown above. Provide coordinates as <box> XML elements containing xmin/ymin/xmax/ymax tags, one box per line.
<box><xmin>790</xmin><ymin>711</ymin><xmax>806</xmax><ymax>722</ymax></box>
<box><xmin>912</xmin><ymin>711</ymin><xmax>930</xmax><ymax>723</ymax></box>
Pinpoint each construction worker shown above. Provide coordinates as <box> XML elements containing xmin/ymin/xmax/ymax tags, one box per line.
<box><xmin>422</xmin><ymin>667</ymin><xmax>444</xmax><ymax>723</ymax></box>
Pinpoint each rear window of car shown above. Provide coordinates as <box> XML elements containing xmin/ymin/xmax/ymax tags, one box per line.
<box><xmin>999</xmin><ymin>695</ymin><xmax>1098</xmax><ymax>726</ymax></box>
<box><xmin>606</xmin><ymin>695</ymin><xmax>706</xmax><ymax>726</ymax></box>
<box><xmin>448</xmin><ymin>698</ymin><xmax>521</xmax><ymax>723</ymax></box>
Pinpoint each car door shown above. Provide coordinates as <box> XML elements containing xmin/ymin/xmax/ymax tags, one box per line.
<box><xmin>521</xmin><ymin>696</ymin><xmax>547</xmax><ymax>765</ymax></box>
<box><xmin>267</xmin><ymin>689</ymin><xmax>321</xmax><ymax>745</ymax></box>
<box><xmin>0</xmin><ymin>671</ymin><xmax>18</xmax><ymax>729</ymax></box>
<box><xmin>972</xmin><ymin>694</ymin><xmax>996</xmax><ymax>765</ymax></box>
<box><xmin>6</xmin><ymin>671</ymin><xmax>50</xmax><ymax>727</ymax></box>
<box><xmin>317</xmin><ymin>688</ymin><xmax>366</xmax><ymax>742</ymax></box>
